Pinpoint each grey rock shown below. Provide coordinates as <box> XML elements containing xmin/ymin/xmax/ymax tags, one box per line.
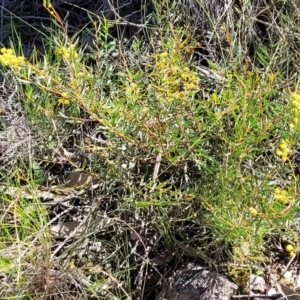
<box><xmin>249</xmin><ymin>274</ymin><xmax>266</xmax><ymax>293</ymax></box>
<box><xmin>156</xmin><ymin>267</ymin><xmax>238</xmax><ymax>300</ymax></box>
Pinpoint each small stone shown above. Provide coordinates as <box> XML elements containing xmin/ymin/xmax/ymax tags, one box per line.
<box><xmin>267</xmin><ymin>287</ymin><xmax>277</xmax><ymax>296</ymax></box>
<box><xmin>283</xmin><ymin>271</ymin><xmax>293</xmax><ymax>279</ymax></box>
<box><xmin>249</xmin><ymin>274</ymin><xmax>266</xmax><ymax>293</ymax></box>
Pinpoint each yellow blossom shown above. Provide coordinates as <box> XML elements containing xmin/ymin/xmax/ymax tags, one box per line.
<box><xmin>291</xmin><ymin>93</ymin><xmax>300</xmax><ymax>102</ymax></box>
<box><xmin>159</xmin><ymin>52</ymin><xmax>168</xmax><ymax>58</ymax></box>
<box><xmin>279</xmin><ymin>141</ymin><xmax>288</xmax><ymax>150</ymax></box>
<box><xmin>58</xmin><ymin>98</ymin><xmax>70</xmax><ymax>105</ymax></box>
<box><xmin>285</xmin><ymin>244</ymin><xmax>296</xmax><ymax>256</ymax></box>
<box><xmin>55</xmin><ymin>44</ymin><xmax>78</xmax><ymax>60</ymax></box>
<box><xmin>249</xmin><ymin>207</ymin><xmax>258</xmax><ymax>216</ymax></box>
<box><xmin>276</xmin><ymin>139</ymin><xmax>292</xmax><ymax>161</ymax></box>
<box><xmin>292</xmin><ymin>100</ymin><xmax>300</xmax><ymax>109</ymax></box>
<box><xmin>283</xmin><ymin>244</ymin><xmax>296</xmax><ymax>256</ymax></box>
<box><xmin>274</xmin><ymin>187</ymin><xmax>291</xmax><ymax>204</ymax></box>
<box><xmin>285</xmin><ymin>244</ymin><xmax>294</xmax><ymax>252</ymax></box>
<box><xmin>185</xmin><ymin>83</ymin><xmax>198</xmax><ymax>91</ymax></box>
<box><xmin>61</xmin><ymin>92</ymin><xmax>68</xmax><ymax>98</ymax></box>
<box><xmin>0</xmin><ymin>48</ymin><xmax>25</xmax><ymax>68</ymax></box>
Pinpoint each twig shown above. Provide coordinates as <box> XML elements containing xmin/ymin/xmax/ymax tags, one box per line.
<box><xmin>281</xmin><ymin>252</ymin><xmax>297</xmax><ymax>276</ymax></box>
<box><xmin>231</xmin><ymin>294</ymin><xmax>282</xmax><ymax>299</ymax></box>
<box><xmin>153</xmin><ymin>152</ymin><xmax>162</xmax><ymax>181</ymax></box>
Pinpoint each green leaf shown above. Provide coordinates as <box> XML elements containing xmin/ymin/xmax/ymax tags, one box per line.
<box><xmin>256</xmin><ymin>269</ymin><xmax>264</xmax><ymax>276</ymax></box>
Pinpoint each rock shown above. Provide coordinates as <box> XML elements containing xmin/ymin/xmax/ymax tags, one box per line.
<box><xmin>283</xmin><ymin>271</ymin><xmax>293</xmax><ymax>279</ymax></box>
<box><xmin>156</xmin><ymin>265</ymin><xmax>238</xmax><ymax>300</ymax></box>
<box><xmin>249</xmin><ymin>274</ymin><xmax>266</xmax><ymax>293</ymax></box>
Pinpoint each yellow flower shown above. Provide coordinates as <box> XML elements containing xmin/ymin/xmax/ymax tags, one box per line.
<box><xmin>58</xmin><ymin>98</ymin><xmax>70</xmax><ymax>105</ymax></box>
<box><xmin>185</xmin><ymin>83</ymin><xmax>198</xmax><ymax>91</ymax></box>
<box><xmin>291</xmin><ymin>93</ymin><xmax>300</xmax><ymax>102</ymax></box>
<box><xmin>274</xmin><ymin>187</ymin><xmax>291</xmax><ymax>204</ymax></box>
<box><xmin>279</xmin><ymin>142</ymin><xmax>288</xmax><ymax>151</ymax></box>
<box><xmin>159</xmin><ymin>52</ymin><xmax>168</xmax><ymax>58</ymax></box>
<box><xmin>285</xmin><ymin>244</ymin><xmax>294</xmax><ymax>252</ymax></box>
<box><xmin>285</xmin><ymin>244</ymin><xmax>296</xmax><ymax>257</ymax></box>
<box><xmin>276</xmin><ymin>139</ymin><xmax>292</xmax><ymax>162</ymax></box>
<box><xmin>0</xmin><ymin>48</ymin><xmax>25</xmax><ymax>68</ymax></box>
<box><xmin>292</xmin><ymin>100</ymin><xmax>300</xmax><ymax>109</ymax></box>
<box><xmin>61</xmin><ymin>92</ymin><xmax>68</xmax><ymax>98</ymax></box>
<box><xmin>249</xmin><ymin>207</ymin><xmax>258</xmax><ymax>216</ymax></box>
<box><xmin>55</xmin><ymin>44</ymin><xmax>78</xmax><ymax>60</ymax></box>
<box><xmin>289</xmin><ymin>251</ymin><xmax>296</xmax><ymax>257</ymax></box>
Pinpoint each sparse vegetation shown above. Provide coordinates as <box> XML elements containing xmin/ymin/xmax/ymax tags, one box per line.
<box><xmin>1</xmin><ymin>0</ymin><xmax>300</xmax><ymax>299</ymax></box>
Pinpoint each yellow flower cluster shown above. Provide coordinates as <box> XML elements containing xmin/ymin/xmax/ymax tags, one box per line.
<box><xmin>274</xmin><ymin>187</ymin><xmax>292</xmax><ymax>204</ymax></box>
<box><xmin>249</xmin><ymin>207</ymin><xmax>258</xmax><ymax>216</ymax></box>
<box><xmin>58</xmin><ymin>92</ymin><xmax>70</xmax><ymax>105</ymax></box>
<box><xmin>152</xmin><ymin>52</ymin><xmax>199</xmax><ymax>102</ymax></box>
<box><xmin>276</xmin><ymin>139</ymin><xmax>292</xmax><ymax>162</ymax></box>
<box><xmin>0</xmin><ymin>48</ymin><xmax>25</xmax><ymax>68</ymax></box>
<box><xmin>290</xmin><ymin>93</ymin><xmax>300</xmax><ymax>129</ymax></box>
<box><xmin>55</xmin><ymin>44</ymin><xmax>78</xmax><ymax>60</ymax></box>
<box><xmin>285</xmin><ymin>244</ymin><xmax>296</xmax><ymax>257</ymax></box>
